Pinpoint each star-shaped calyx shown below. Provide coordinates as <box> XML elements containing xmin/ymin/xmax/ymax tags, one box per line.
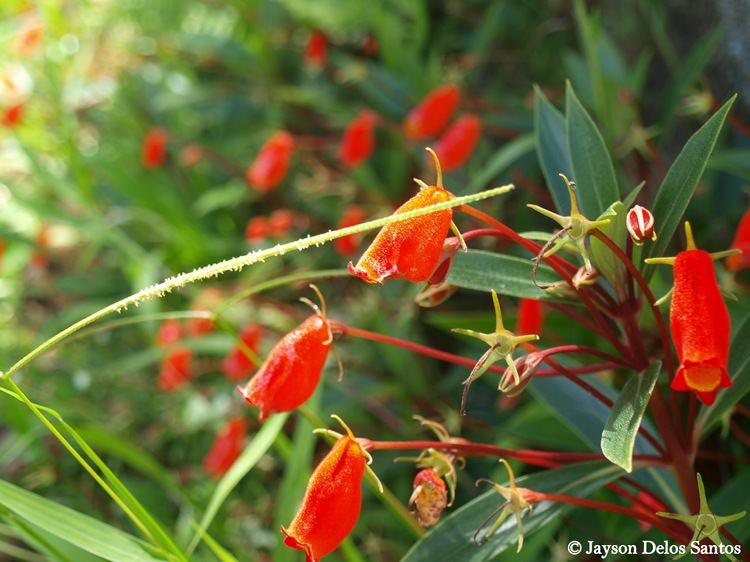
<box><xmin>657</xmin><ymin>472</ymin><xmax>745</xmax><ymax>561</ymax></box>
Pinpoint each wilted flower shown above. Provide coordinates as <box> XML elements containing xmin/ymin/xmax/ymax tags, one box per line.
<box><xmin>409</xmin><ymin>469</ymin><xmax>448</xmax><ymax>527</ymax></box>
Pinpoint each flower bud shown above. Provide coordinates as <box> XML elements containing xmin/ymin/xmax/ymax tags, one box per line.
<box><xmin>203</xmin><ymin>418</ymin><xmax>246</xmax><ymax>478</ymax></box>
<box><xmin>626</xmin><ymin>205</ymin><xmax>657</xmax><ymax>244</ymax></box>
<box><xmin>141</xmin><ymin>128</ymin><xmax>168</xmax><ymax>169</ymax></box>
<box><xmin>403</xmin><ymin>85</ymin><xmax>460</xmax><ymax>140</ymax></box>
<box><xmin>222</xmin><ymin>324</ymin><xmax>262</xmax><ymax>381</ymax></box>
<box><xmin>304</xmin><ymin>30</ymin><xmax>327</xmax><ymax>68</ymax></box>
<box><xmin>726</xmin><ymin>207</ymin><xmax>750</xmax><ymax>272</ymax></box>
<box><xmin>158</xmin><ymin>348</ymin><xmax>192</xmax><ymax>392</ymax></box>
<box><xmin>334</xmin><ymin>205</ymin><xmax>366</xmax><ymax>256</ymax></box>
<box><xmin>246</xmin><ymin>131</ymin><xmax>294</xmax><ymax>192</ymax></box>
<box><xmin>409</xmin><ymin>468</ymin><xmax>448</xmax><ymax>527</ymax></box>
<box><xmin>339</xmin><ymin>111</ymin><xmax>377</xmax><ymax>169</ymax></box>
<box><xmin>433</xmin><ymin>114</ymin><xmax>481</xmax><ymax>172</ymax></box>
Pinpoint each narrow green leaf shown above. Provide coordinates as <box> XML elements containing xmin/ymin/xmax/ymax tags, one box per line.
<box><xmin>565</xmin><ymin>81</ymin><xmax>620</xmax><ymax>218</ymax></box>
<box><xmin>466</xmin><ymin>134</ymin><xmax>535</xmax><ymax>193</ymax></box>
<box><xmin>709</xmin><ymin>469</ymin><xmax>750</xmax><ymax>541</ymax></box>
<box><xmin>533</xmin><ymin>86</ymin><xmax>573</xmax><ymax>214</ymax></box>
<box><xmin>643</xmin><ymin>96</ymin><xmax>735</xmax><ymax>276</ymax></box>
<box><xmin>708</xmin><ymin>148</ymin><xmax>750</xmax><ymax>181</ymax></box>
<box><xmin>698</xmin><ymin>313</ymin><xmax>750</xmax><ymax>434</ymax></box>
<box><xmin>0</xmin><ymin>480</ymin><xmax>160</xmax><ymax>562</ymax></box>
<box><xmin>445</xmin><ymin>250</ymin><xmax>556</xmax><ymax>300</ymax></box>
<box><xmin>601</xmin><ymin>361</ymin><xmax>661</xmax><ymax>473</ymax></box>
<box><xmin>401</xmin><ymin>462</ymin><xmax>623</xmax><ymax>562</ymax></box>
<box><xmin>530</xmin><ymin>375</ymin><xmax>660</xmax><ymax>454</ymax></box>
<box><xmin>188</xmin><ymin>413</ymin><xmax>288</xmax><ymax>554</ymax></box>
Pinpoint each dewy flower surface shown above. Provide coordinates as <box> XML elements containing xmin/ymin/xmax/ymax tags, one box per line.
<box><xmin>282</xmin><ymin>429</ymin><xmax>368</xmax><ymax>562</ymax></box>
<box><xmin>348</xmin><ymin>149</ymin><xmax>454</xmax><ymax>283</ymax></box>
<box><xmin>238</xmin><ymin>289</ymin><xmax>331</xmax><ymax>420</ymax></box>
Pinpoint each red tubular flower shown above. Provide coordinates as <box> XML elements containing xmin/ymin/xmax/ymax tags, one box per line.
<box><xmin>2</xmin><ymin>103</ymin><xmax>24</xmax><ymax>128</ymax></box>
<box><xmin>156</xmin><ymin>319</ymin><xmax>182</xmax><ymax>347</ymax></box>
<box><xmin>651</xmin><ymin>224</ymin><xmax>733</xmax><ymax>405</ymax></box>
<box><xmin>626</xmin><ymin>205</ymin><xmax>657</xmax><ymax>245</ymax></box>
<box><xmin>433</xmin><ymin>114</ymin><xmax>481</xmax><ymax>172</ymax></box>
<box><xmin>339</xmin><ymin>111</ymin><xmax>377</xmax><ymax>169</ymax></box>
<box><xmin>141</xmin><ymin>128</ymin><xmax>168</xmax><ymax>168</ymax></box>
<box><xmin>158</xmin><ymin>348</ymin><xmax>192</xmax><ymax>392</ymax></box>
<box><xmin>14</xmin><ymin>19</ymin><xmax>44</xmax><ymax>56</ymax></box>
<box><xmin>334</xmin><ymin>205</ymin><xmax>366</xmax><ymax>256</ymax></box>
<box><xmin>268</xmin><ymin>209</ymin><xmax>295</xmax><ymax>238</ymax></box>
<box><xmin>516</xmin><ymin>298</ymin><xmax>543</xmax><ymax>336</ymax></box>
<box><xmin>203</xmin><ymin>418</ymin><xmax>247</xmax><ymax>478</ymax></box>
<box><xmin>222</xmin><ymin>324</ymin><xmax>262</xmax><ymax>381</ymax></box>
<box><xmin>245</xmin><ymin>216</ymin><xmax>269</xmax><ymax>243</ymax></box>
<box><xmin>282</xmin><ymin>425</ymin><xmax>369</xmax><ymax>561</ymax></box>
<box><xmin>403</xmin><ymin>85</ymin><xmax>460</xmax><ymax>140</ymax></box>
<box><xmin>348</xmin><ymin>150</ymin><xmax>454</xmax><ymax>284</ymax></box>
<box><xmin>726</xmin><ymin>207</ymin><xmax>750</xmax><ymax>271</ymax></box>
<box><xmin>246</xmin><ymin>131</ymin><xmax>294</xmax><ymax>192</ymax></box>
<box><xmin>179</xmin><ymin>144</ymin><xmax>203</xmax><ymax>168</ymax></box>
<box><xmin>304</xmin><ymin>30</ymin><xmax>327</xmax><ymax>68</ymax></box>
<box><xmin>238</xmin><ymin>289</ymin><xmax>331</xmax><ymax>420</ymax></box>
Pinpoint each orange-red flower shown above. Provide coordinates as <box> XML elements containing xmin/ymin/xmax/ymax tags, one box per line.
<box><xmin>246</xmin><ymin>131</ymin><xmax>294</xmax><ymax>192</ymax></box>
<box><xmin>282</xmin><ymin>429</ymin><xmax>368</xmax><ymax>561</ymax></box>
<box><xmin>222</xmin><ymin>324</ymin><xmax>262</xmax><ymax>382</ymax></box>
<box><xmin>348</xmin><ymin>150</ymin><xmax>454</xmax><ymax>284</ymax></box>
<box><xmin>403</xmin><ymin>85</ymin><xmax>460</xmax><ymax>140</ymax></box>
<box><xmin>339</xmin><ymin>111</ymin><xmax>377</xmax><ymax>169</ymax></box>
<box><xmin>238</xmin><ymin>291</ymin><xmax>331</xmax><ymax>420</ymax></box>
<box><xmin>268</xmin><ymin>209</ymin><xmax>295</xmax><ymax>238</ymax></box>
<box><xmin>2</xmin><ymin>103</ymin><xmax>24</xmax><ymax>128</ymax></box>
<box><xmin>516</xmin><ymin>298</ymin><xmax>543</xmax><ymax>336</ymax></box>
<box><xmin>203</xmin><ymin>418</ymin><xmax>247</xmax><ymax>478</ymax></box>
<box><xmin>141</xmin><ymin>128</ymin><xmax>168</xmax><ymax>168</ymax></box>
<box><xmin>304</xmin><ymin>30</ymin><xmax>327</xmax><ymax>68</ymax></box>
<box><xmin>158</xmin><ymin>348</ymin><xmax>192</xmax><ymax>392</ymax></box>
<box><xmin>649</xmin><ymin>224</ymin><xmax>733</xmax><ymax>405</ymax></box>
<box><xmin>14</xmin><ymin>18</ymin><xmax>44</xmax><ymax>56</ymax></box>
<box><xmin>156</xmin><ymin>319</ymin><xmax>183</xmax><ymax>347</ymax></box>
<box><xmin>334</xmin><ymin>205</ymin><xmax>366</xmax><ymax>256</ymax></box>
<box><xmin>434</xmin><ymin>114</ymin><xmax>481</xmax><ymax>172</ymax></box>
<box><xmin>245</xmin><ymin>216</ymin><xmax>269</xmax><ymax>243</ymax></box>
<box><xmin>726</xmin><ymin>207</ymin><xmax>750</xmax><ymax>271</ymax></box>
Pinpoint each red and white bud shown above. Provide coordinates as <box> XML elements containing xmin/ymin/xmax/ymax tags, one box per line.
<box><xmin>626</xmin><ymin>205</ymin><xmax>657</xmax><ymax>244</ymax></box>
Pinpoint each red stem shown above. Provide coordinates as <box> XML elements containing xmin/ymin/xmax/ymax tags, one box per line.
<box><xmin>362</xmin><ymin>439</ymin><xmax>666</xmax><ymax>467</ymax></box>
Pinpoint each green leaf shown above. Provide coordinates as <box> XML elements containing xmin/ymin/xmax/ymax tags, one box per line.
<box><xmin>401</xmin><ymin>462</ymin><xmax>623</xmax><ymax>562</ymax></box>
<box><xmin>709</xmin><ymin>469</ymin><xmax>750</xmax><ymax>542</ymax></box>
<box><xmin>530</xmin><ymin>375</ymin><xmax>660</xmax><ymax>455</ymax></box>
<box><xmin>533</xmin><ymin>86</ymin><xmax>573</xmax><ymax>214</ymax></box>
<box><xmin>708</xmin><ymin>148</ymin><xmax>750</xmax><ymax>181</ymax></box>
<box><xmin>698</xmin><ymin>312</ymin><xmax>750</xmax><ymax>434</ymax></box>
<box><xmin>643</xmin><ymin>96</ymin><xmax>735</xmax><ymax>276</ymax></box>
<box><xmin>0</xmin><ymin>479</ymin><xmax>160</xmax><ymax>562</ymax></box>
<box><xmin>601</xmin><ymin>361</ymin><xmax>661</xmax><ymax>473</ymax></box>
<box><xmin>565</xmin><ymin>81</ymin><xmax>620</xmax><ymax>218</ymax></box>
<box><xmin>188</xmin><ymin>413</ymin><xmax>288</xmax><ymax>554</ymax></box>
<box><xmin>445</xmin><ymin>250</ymin><xmax>557</xmax><ymax>300</ymax></box>
<box><xmin>466</xmin><ymin>134</ymin><xmax>535</xmax><ymax>194</ymax></box>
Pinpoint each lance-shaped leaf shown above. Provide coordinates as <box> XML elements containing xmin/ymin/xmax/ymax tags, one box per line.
<box><xmin>601</xmin><ymin>361</ymin><xmax>661</xmax><ymax>473</ymax></box>
<box><xmin>534</xmin><ymin>86</ymin><xmax>573</xmax><ymax>214</ymax></box>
